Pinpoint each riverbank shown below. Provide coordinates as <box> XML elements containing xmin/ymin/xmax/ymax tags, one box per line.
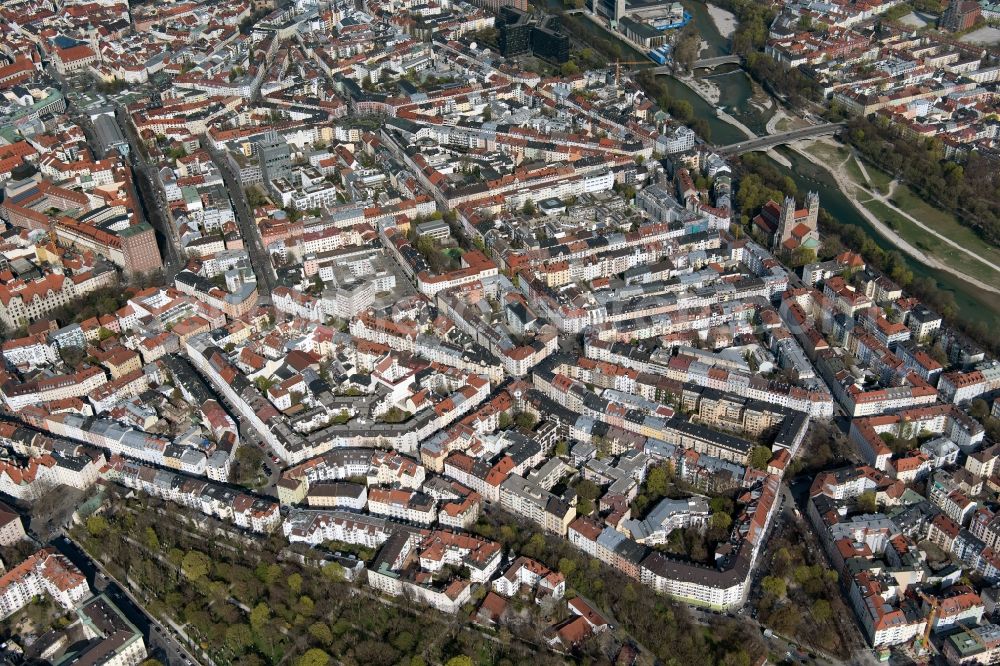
<box><xmin>705</xmin><ymin>2</ymin><xmax>737</xmax><ymax>39</ymax></box>
<box><xmin>765</xmin><ymin>108</ymin><xmax>786</xmax><ymax>135</ymax></box>
<box><xmin>679</xmin><ymin>65</ymin><xmax>723</xmax><ymax>105</ymax></box>
<box><xmin>672</xmin><ymin>74</ymin><xmax>795</xmax><ymax>165</ymax></box>
<box><xmin>672</xmin><ymin>74</ymin><xmax>754</xmax><ymax>138</ymax></box>
<box><xmin>802</xmin><ymin>139</ymin><xmax>1000</xmax><ymax>286</ymax></box>
<box><xmin>765</xmin><ymin>107</ymin><xmax>811</xmax><ymax>135</ymax></box>
<box><xmin>600</xmin><ymin>13</ymin><xmax>754</xmax><ymax>142</ymax></box>
<box><xmin>791</xmin><ymin>138</ymin><xmax>1000</xmax><ymax>297</ymax></box>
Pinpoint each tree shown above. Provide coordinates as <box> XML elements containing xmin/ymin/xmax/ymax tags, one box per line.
<box><xmin>789</xmin><ymin>246</ymin><xmax>816</xmax><ymax>267</ymax></box>
<box><xmin>296</xmin><ymin>594</ymin><xmax>315</xmax><ymax>616</ymax></box>
<box><xmin>246</xmin><ymin>186</ymin><xmax>268</xmax><ymax>207</ymax></box>
<box><xmin>256</xmin><ymin>562</ymin><xmax>282</xmax><ymax>585</ymax></box>
<box><xmin>575</xmin><ymin>479</ymin><xmax>600</xmax><ymax>501</ymax></box>
<box><xmin>391</xmin><ymin>630</ymin><xmax>416</xmax><ymax>652</ymax></box>
<box><xmin>560</xmin><ymin>60</ymin><xmax>580</xmax><ymax>76</ymax></box>
<box><xmin>687</xmin><ymin>529</ymin><xmax>708</xmax><ymax>561</ymax></box>
<box><xmin>288</xmin><ymin>572</ymin><xmax>303</xmax><ymax>595</ymax></box>
<box><xmin>381</xmin><ymin>406</ymin><xmax>410</xmax><ymax>423</ymax></box>
<box><xmin>144</xmin><ymin>527</ymin><xmax>159</xmax><ymax>551</ymax></box>
<box><xmin>445</xmin><ymin>658</ymin><xmax>473</xmax><ymax>666</ymax></box>
<box><xmin>309</xmin><ymin>274</ymin><xmax>324</xmax><ymax>295</ymax></box>
<box><xmin>225</xmin><ymin>623</ymin><xmax>253</xmax><ymax>651</ymax></box>
<box><xmin>710</xmin><ymin>512</ymin><xmax>732</xmax><ymax>532</ymax></box>
<box><xmin>721</xmin><ymin>652</ymin><xmax>752</xmax><ymax>666</ymax></box>
<box><xmin>523</xmin><ymin>533</ymin><xmax>547</xmax><ymax>559</ymax></box>
<box><xmin>761</xmin><ymin>575</ymin><xmax>786</xmax><ymax>598</ymax></box>
<box><xmin>769</xmin><ymin>604</ymin><xmax>801</xmax><ymax>635</ymax></box>
<box><xmin>857</xmin><ymin>491</ymin><xmax>877</xmax><ymax>514</ymax></box>
<box><xmin>60</xmin><ymin>345</ymin><xmax>85</xmax><ymax>368</ymax></box>
<box><xmin>970</xmin><ymin>399</ymin><xmax>990</xmax><ymax>421</ymax></box>
<box><xmin>749</xmin><ymin>446</ymin><xmax>773</xmax><ymax>470</ymax></box>
<box><xmin>514</xmin><ymin>412</ymin><xmax>537</xmax><ymax>430</ymax></box>
<box><xmin>250</xmin><ymin>602</ymin><xmax>270</xmax><ymax>633</ymax></box>
<box><xmin>646</xmin><ymin>466</ymin><xmax>669</xmax><ymax>498</ymax></box>
<box><xmin>793</xmin><ymin>565</ymin><xmax>817</xmax><ymax>585</ymax></box>
<box><xmin>931</xmin><ymin>339</ymin><xmax>951</xmax><ymax>366</ymax></box>
<box><xmin>297</xmin><ymin>649</ymin><xmax>330</xmax><ymax>666</ymax></box>
<box><xmin>986</xmin><ymin>418</ymin><xmax>1000</xmax><ymax>445</ymax></box>
<box><xmin>673</xmin><ymin>26</ymin><xmax>701</xmax><ymax>73</ymax></box>
<box><xmin>710</xmin><ymin>496</ymin><xmax>733</xmax><ymax>515</ymax></box>
<box><xmin>321</xmin><ymin>562</ymin><xmax>344</xmax><ymax>582</ymax></box>
<box><xmin>164</xmin><ymin>145</ymin><xmax>187</xmax><ymax>160</ymax></box>
<box><xmin>86</xmin><ymin>515</ymin><xmax>109</xmax><ymax>538</ymax></box>
<box><xmin>182</xmin><ymin>550</ymin><xmax>211</xmax><ymax>581</ymax></box>
<box><xmin>812</xmin><ymin>599</ymin><xmax>832</xmax><ymax>623</ymax></box>
<box><xmin>167</xmin><ymin>548</ymin><xmax>184</xmax><ymax>569</ymax></box>
<box><xmin>308</xmin><ymin>621</ymin><xmax>333</xmax><ymax>645</ymax></box>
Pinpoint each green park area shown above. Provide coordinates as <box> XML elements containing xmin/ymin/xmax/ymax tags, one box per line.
<box><xmin>805</xmin><ymin>141</ymin><xmax>1000</xmax><ymax>288</ymax></box>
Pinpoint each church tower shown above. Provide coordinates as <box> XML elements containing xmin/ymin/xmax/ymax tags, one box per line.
<box><xmin>805</xmin><ymin>191</ymin><xmax>820</xmax><ymax>233</ymax></box>
<box><xmin>776</xmin><ymin>195</ymin><xmax>796</xmax><ymax>246</ymax></box>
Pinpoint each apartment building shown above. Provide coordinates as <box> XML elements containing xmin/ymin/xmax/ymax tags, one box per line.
<box><xmin>367</xmin><ymin>488</ymin><xmax>437</xmax><ymax>525</ymax></box>
<box><xmin>499</xmin><ymin>474</ymin><xmax>575</xmax><ymax>536</ymax></box>
<box><xmin>0</xmin><ymin>548</ymin><xmax>89</xmax><ymax>620</ymax></box>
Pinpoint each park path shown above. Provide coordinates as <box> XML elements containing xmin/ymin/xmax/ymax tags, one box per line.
<box><xmin>791</xmin><ymin>139</ymin><xmax>1000</xmax><ymax>296</ymax></box>
<box><xmin>848</xmin><ymin>143</ymin><xmax>1000</xmax><ymax>278</ymax></box>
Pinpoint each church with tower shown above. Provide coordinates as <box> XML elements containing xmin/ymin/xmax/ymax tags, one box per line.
<box><xmin>752</xmin><ymin>192</ymin><xmax>820</xmax><ymax>255</ymax></box>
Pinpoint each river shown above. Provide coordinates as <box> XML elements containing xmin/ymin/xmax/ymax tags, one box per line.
<box><xmin>769</xmin><ymin>149</ymin><xmax>1000</xmax><ymax>329</ymax></box>
<box><xmin>557</xmin><ymin>1</ymin><xmax>999</xmax><ymax>328</ymax></box>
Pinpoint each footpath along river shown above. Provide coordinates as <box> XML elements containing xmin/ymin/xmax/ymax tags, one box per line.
<box><xmin>556</xmin><ymin>0</ymin><xmax>1000</xmax><ymax>328</ymax></box>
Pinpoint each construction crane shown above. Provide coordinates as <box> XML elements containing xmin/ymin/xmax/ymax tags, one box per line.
<box><xmin>613</xmin><ymin>60</ymin><xmax>649</xmax><ymax>88</ymax></box>
<box><xmin>915</xmin><ymin>594</ymin><xmax>985</xmax><ymax>657</ymax></box>
<box><xmin>956</xmin><ymin>618</ymin><xmax>987</xmax><ymax>649</ymax></box>
<box><xmin>914</xmin><ymin>589</ymin><xmax>939</xmax><ymax>656</ymax></box>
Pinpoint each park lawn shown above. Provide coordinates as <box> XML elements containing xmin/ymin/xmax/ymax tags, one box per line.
<box><xmin>804</xmin><ymin>141</ymin><xmax>850</xmax><ymax>167</ymax></box>
<box><xmin>863</xmin><ymin>199</ymin><xmax>1000</xmax><ymax>285</ymax></box>
<box><xmin>853</xmin><ymin>154</ymin><xmax>1000</xmax><ymax>269</ymax></box>
<box><xmin>888</xmin><ymin>184</ymin><xmax>1000</xmax><ymax>270</ymax></box>
<box><xmin>845</xmin><ymin>153</ymin><xmax>1000</xmax><ymax>280</ymax></box>
<box><xmin>844</xmin><ymin>155</ymin><xmax>867</xmax><ymax>189</ymax></box>
<box><xmin>864</xmin><ymin>162</ymin><xmax>894</xmax><ymax>194</ymax></box>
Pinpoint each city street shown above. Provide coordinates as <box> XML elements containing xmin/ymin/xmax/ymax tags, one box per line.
<box><xmin>746</xmin><ymin>481</ymin><xmax>874</xmax><ymax>666</ymax></box>
<box><xmin>115</xmin><ymin>107</ymin><xmax>185</xmax><ymax>280</ymax></box>
<box><xmin>4</xmin><ymin>2</ymin><xmax>996</xmax><ymax>664</ymax></box>
<box><xmin>205</xmin><ymin>145</ymin><xmax>278</xmax><ymax>299</ymax></box>
<box><xmin>52</xmin><ymin>534</ymin><xmax>204</xmax><ymax>666</ymax></box>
